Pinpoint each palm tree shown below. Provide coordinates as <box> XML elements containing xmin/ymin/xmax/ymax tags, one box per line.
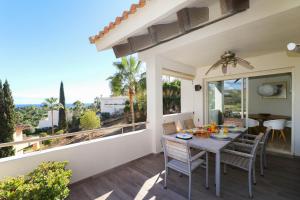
<box><xmin>43</xmin><ymin>97</ymin><xmax>64</xmax><ymax>134</ymax></box>
<box><xmin>72</xmin><ymin>100</ymin><xmax>85</xmax><ymax>117</ymax></box>
<box><xmin>107</xmin><ymin>56</ymin><xmax>142</xmax><ymax>129</ymax></box>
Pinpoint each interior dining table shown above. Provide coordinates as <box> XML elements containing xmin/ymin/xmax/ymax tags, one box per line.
<box><xmin>163</xmin><ymin>127</ymin><xmax>247</xmax><ymax>197</ymax></box>
<box><xmin>248</xmin><ymin>114</ymin><xmax>291</xmax><ymax>127</ymax></box>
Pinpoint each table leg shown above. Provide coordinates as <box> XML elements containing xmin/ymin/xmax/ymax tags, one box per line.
<box><xmin>215</xmin><ymin>152</ymin><xmax>221</xmax><ymax>197</ymax></box>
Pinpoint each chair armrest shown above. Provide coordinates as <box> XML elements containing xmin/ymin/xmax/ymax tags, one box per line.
<box><xmin>222</xmin><ymin>149</ymin><xmax>253</xmax><ymax>158</ymax></box>
<box><xmin>237</xmin><ymin>138</ymin><xmax>255</xmax><ymax>144</ymax></box>
<box><xmin>191</xmin><ymin>151</ymin><xmax>206</xmax><ymax>162</ymax></box>
<box><xmin>242</xmin><ymin>134</ymin><xmax>256</xmax><ymax>138</ymax></box>
<box><xmin>232</xmin><ymin>142</ymin><xmax>253</xmax><ymax>149</ymax></box>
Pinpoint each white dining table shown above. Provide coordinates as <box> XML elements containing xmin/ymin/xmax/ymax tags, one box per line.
<box><xmin>164</xmin><ymin>128</ymin><xmax>247</xmax><ymax>197</ymax></box>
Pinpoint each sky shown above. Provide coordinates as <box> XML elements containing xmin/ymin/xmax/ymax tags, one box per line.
<box><xmin>0</xmin><ymin>0</ymin><xmax>138</xmax><ymax>104</ymax></box>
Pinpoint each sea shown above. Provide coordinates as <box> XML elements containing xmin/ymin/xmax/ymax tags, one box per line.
<box><xmin>16</xmin><ymin>103</ymin><xmax>92</xmax><ymax>108</ymax></box>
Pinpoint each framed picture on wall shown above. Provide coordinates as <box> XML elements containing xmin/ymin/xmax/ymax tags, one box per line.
<box><xmin>259</xmin><ymin>81</ymin><xmax>287</xmax><ymax>99</ymax></box>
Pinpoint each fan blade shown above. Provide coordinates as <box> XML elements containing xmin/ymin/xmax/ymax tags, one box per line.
<box><xmin>222</xmin><ymin>64</ymin><xmax>227</xmax><ymax>74</ymax></box>
<box><xmin>234</xmin><ymin>78</ymin><xmax>240</xmax><ymax>83</ymax></box>
<box><xmin>236</xmin><ymin>57</ymin><xmax>255</xmax><ymax>69</ymax></box>
<box><xmin>205</xmin><ymin>60</ymin><xmax>223</xmax><ymax>75</ymax></box>
<box><xmin>236</xmin><ymin>57</ymin><xmax>250</xmax><ymax>64</ymax></box>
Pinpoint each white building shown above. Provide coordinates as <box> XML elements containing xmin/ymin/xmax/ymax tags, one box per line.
<box><xmin>38</xmin><ymin>110</ymin><xmax>59</xmax><ymax>129</ymax></box>
<box><xmin>100</xmin><ymin>96</ymin><xmax>127</xmax><ymax>115</ymax></box>
<box><xmin>13</xmin><ymin>125</ymin><xmax>40</xmax><ymax>155</ymax></box>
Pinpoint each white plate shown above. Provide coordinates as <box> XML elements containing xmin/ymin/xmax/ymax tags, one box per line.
<box><xmin>210</xmin><ymin>133</ymin><xmax>230</xmax><ymax>139</ymax></box>
<box><xmin>176</xmin><ymin>133</ymin><xmax>193</xmax><ymax>140</ymax></box>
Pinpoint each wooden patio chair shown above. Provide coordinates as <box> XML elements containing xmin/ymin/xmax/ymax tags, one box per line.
<box><xmin>221</xmin><ymin>132</ymin><xmax>264</xmax><ymax>198</ymax></box>
<box><xmin>184</xmin><ymin>119</ymin><xmax>196</xmax><ymax>129</ymax></box>
<box><xmin>161</xmin><ymin>136</ymin><xmax>208</xmax><ymax>200</ymax></box>
<box><xmin>162</xmin><ymin>122</ymin><xmax>177</xmax><ymax>135</ymax></box>
<box><xmin>237</xmin><ymin>127</ymin><xmax>272</xmax><ymax>176</ymax></box>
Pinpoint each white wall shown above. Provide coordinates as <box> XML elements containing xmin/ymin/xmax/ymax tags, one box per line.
<box><xmin>0</xmin><ymin>130</ymin><xmax>151</xmax><ymax>183</ymax></box>
<box><xmin>180</xmin><ymin>79</ymin><xmax>194</xmax><ymax>113</ymax></box>
<box><xmin>163</xmin><ymin>112</ymin><xmax>194</xmax><ymax>130</ymax></box>
<box><xmin>248</xmin><ymin>74</ymin><xmax>292</xmax><ymax>116</ymax></box>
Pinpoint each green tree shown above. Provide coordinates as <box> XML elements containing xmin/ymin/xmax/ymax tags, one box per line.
<box><xmin>107</xmin><ymin>56</ymin><xmax>142</xmax><ymax>129</ymax></box>
<box><xmin>58</xmin><ymin>82</ymin><xmax>67</xmax><ymax>130</ymax></box>
<box><xmin>72</xmin><ymin>100</ymin><xmax>85</xmax><ymax>117</ymax></box>
<box><xmin>80</xmin><ymin>110</ymin><xmax>100</xmax><ymax>130</ymax></box>
<box><xmin>42</xmin><ymin>98</ymin><xmax>63</xmax><ymax>135</ymax></box>
<box><xmin>0</xmin><ymin>80</ymin><xmax>16</xmax><ymax>158</ymax></box>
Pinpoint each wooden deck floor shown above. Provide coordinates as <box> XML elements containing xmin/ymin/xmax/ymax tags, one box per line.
<box><xmin>68</xmin><ymin>153</ymin><xmax>300</xmax><ymax>200</ymax></box>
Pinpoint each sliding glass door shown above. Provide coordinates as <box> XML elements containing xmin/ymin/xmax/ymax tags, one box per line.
<box><xmin>207</xmin><ymin>78</ymin><xmax>247</xmax><ymax>125</ymax></box>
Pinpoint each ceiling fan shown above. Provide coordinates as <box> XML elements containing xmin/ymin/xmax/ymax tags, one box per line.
<box><xmin>205</xmin><ymin>51</ymin><xmax>254</xmax><ymax>75</ymax></box>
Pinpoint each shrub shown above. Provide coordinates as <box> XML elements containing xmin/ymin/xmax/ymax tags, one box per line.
<box><xmin>80</xmin><ymin>110</ymin><xmax>100</xmax><ymax>130</ymax></box>
<box><xmin>0</xmin><ymin>161</ymin><xmax>72</xmax><ymax>200</ymax></box>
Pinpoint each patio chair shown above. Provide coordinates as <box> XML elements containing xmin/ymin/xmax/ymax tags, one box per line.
<box><xmin>263</xmin><ymin>119</ymin><xmax>286</xmax><ymax>143</ymax></box>
<box><xmin>223</xmin><ymin>118</ymin><xmax>245</xmax><ymax>128</ymax></box>
<box><xmin>184</xmin><ymin>118</ymin><xmax>196</xmax><ymax>129</ymax></box>
<box><xmin>161</xmin><ymin>136</ymin><xmax>208</xmax><ymax>200</ymax></box>
<box><xmin>236</xmin><ymin>127</ymin><xmax>272</xmax><ymax>176</ymax></box>
<box><xmin>221</xmin><ymin>132</ymin><xmax>264</xmax><ymax>198</ymax></box>
<box><xmin>162</xmin><ymin>122</ymin><xmax>177</xmax><ymax>135</ymax></box>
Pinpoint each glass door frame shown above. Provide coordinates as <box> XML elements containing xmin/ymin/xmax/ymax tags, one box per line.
<box><xmin>203</xmin><ymin>67</ymin><xmax>294</xmax><ymax>155</ymax></box>
<box><xmin>205</xmin><ymin>78</ymin><xmax>249</xmax><ymax>125</ymax></box>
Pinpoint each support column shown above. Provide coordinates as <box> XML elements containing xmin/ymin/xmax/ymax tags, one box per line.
<box><xmin>144</xmin><ymin>56</ymin><xmax>163</xmax><ymax>153</ymax></box>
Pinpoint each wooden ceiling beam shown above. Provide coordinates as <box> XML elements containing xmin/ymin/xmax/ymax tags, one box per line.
<box><xmin>177</xmin><ymin>7</ymin><xmax>209</xmax><ymax>32</ymax></box>
<box><xmin>220</xmin><ymin>0</ymin><xmax>249</xmax><ymax>15</ymax></box>
<box><xmin>148</xmin><ymin>21</ymin><xmax>182</xmax><ymax>43</ymax></box>
<box><xmin>112</xmin><ymin>43</ymin><xmax>133</xmax><ymax>58</ymax></box>
<box><xmin>128</xmin><ymin>33</ymin><xmax>156</xmax><ymax>52</ymax></box>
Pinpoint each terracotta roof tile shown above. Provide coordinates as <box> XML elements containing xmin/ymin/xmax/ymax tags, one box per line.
<box><xmin>89</xmin><ymin>0</ymin><xmax>147</xmax><ymax>44</ymax></box>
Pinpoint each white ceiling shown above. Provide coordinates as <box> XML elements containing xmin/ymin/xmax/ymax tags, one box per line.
<box><xmin>161</xmin><ymin>6</ymin><xmax>300</xmax><ymax>68</ymax></box>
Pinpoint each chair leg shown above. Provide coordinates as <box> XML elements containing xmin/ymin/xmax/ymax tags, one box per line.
<box><xmin>260</xmin><ymin>151</ymin><xmax>264</xmax><ymax>176</ymax></box>
<box><xmin>164</xmin><ymin>167</ymin><xmax>168</xmax><ymax>189</ymax></box>
<box><xmin>206</xmin><ymin>152</ymin><xmax>209</xmax><ymax>189</ymax></box>
<box><xmin>223</xmin><ymin>163</ymin><xmax>227</xmax><ymax>174</ymax></box>
<box><xmin>271</xmin><ymin>129</ymin><xmax>275</xmax><ymax>143</ymax></box>
<box><xmin>248</xmin><ymin>170</ymin><xmax>253</xmax><ymax>198</ymax></box>
<box><xmin>253</xmin><ymin>166</ymin><xmax>256</xmax><ymax>185</ymax></box>
<box><xmin>188</xmin><ymin>174</ymin><xmax>192</xmax><ymax>200</ymax></box>
<box><xmin>263</xmin><ymin>149</ymin><xmax>267</xmax><ymax>169</ymax></box>
<box><xmin>280</xmin><ymin>130</ymin><xmax>287</xmax><ymax>144</ymax></box>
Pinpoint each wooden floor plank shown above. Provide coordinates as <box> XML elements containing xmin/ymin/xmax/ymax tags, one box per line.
<box><xmin>68</xmin><ymin>153</ymin><xmax>300</xmax><ymax>200</ymax></box>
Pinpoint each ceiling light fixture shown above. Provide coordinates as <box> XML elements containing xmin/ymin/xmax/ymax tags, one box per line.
<box><xmin>287</xmin><ymin>42</ymin><xmax>300</xmax><ymax>51</ymax></box>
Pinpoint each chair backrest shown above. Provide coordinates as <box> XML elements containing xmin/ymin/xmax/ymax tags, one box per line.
<box><xmin>263</xmin><ymin>119</ymin><xmax>286</xmax><ymax>130</ymax></box>
<box><xmin>184</xmin><ymin>119</ymin><xmax>196</xmax><ymax>129</ymax></box>
<box><xmin>224</xmin><ymin>118</ymin><xmax>245</xmax><ymax>128</ymax></box>
<box><xmin>262</xmin><ymin>127</ymin><xmax>272</xmax><ymax>144</ymax></box>
<box><xmin>250</xmin><ymin>132</ymin><xmax>264</xmax><ymax>156</ymax></box>
<box><xmin>286</xmin><ymin>120</ymin><xmax>292</xmax><ymax>128</ymax></box>
<box><xmin>247</xmin><ymin>118</ymin><xmax>259</xmax><ymax>128</ymax></box>
<box><xmin>163</xmin><ymin>122</ymin><xmax>177</xmax><ymax>135</ymax></box>
<box><xmin>161</xmin><ymin>136</ymin><xmax>190</xmax><ymax>163</ymax></box>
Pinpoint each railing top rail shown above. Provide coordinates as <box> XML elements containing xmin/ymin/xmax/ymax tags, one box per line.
<box><xmin>0</xmin><ymin>122</ymin><xmax>148</xmax><ymax>148</ymax></box>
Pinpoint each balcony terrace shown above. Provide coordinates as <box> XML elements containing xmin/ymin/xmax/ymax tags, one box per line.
<box><xmin>68</xmin><ymin>153</ymin><xmax>300</xmax><ymax>200</ymax></box>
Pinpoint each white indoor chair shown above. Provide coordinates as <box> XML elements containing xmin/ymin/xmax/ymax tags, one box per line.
<box><xmin>161</xmin><ymin>136</ymin><xmax>208</xmax><ymax>200</ymax></box>
<box><xmin>263</xmin><ymin>119</ymin><xmax>287</xmax><ymax>143</ymax></box>
<box><xmin>286</xmin><ymin>120</ymin><xmax>292</xmax><ymax>128</ymax></box>
<box><xmin>247</xmin><ymin>118</ymin><xmax>259</xmax><ymax>128</ymax></box>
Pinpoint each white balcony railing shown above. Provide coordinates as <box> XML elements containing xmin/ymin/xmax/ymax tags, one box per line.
<box><xmin>0</xmin><ymin>122</ymin><xmax>151</xmax><ymax>183</ymax></box>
